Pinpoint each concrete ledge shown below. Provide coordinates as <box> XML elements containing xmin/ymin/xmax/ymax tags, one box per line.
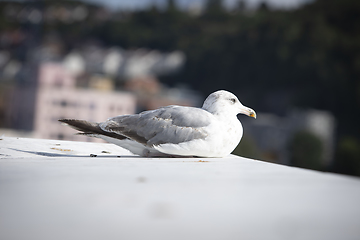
<box><xmin>1</xmin><ymin>137</ymin><xmax>360</xmax><ymax>240</ymax></box>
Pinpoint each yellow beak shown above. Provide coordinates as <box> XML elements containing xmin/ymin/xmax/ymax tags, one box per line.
<box><xmin>249</xmin><ymin>111</ymin><xmax>256</xmax><ymax>119</ymax></box>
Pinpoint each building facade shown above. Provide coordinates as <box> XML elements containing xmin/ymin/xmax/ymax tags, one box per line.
<box><xmin>6</xmin><ymin>62</ymin><xmax>136</xmax><ymax>142</ymax></box>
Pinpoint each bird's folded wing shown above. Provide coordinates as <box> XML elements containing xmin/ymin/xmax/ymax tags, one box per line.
<box><xmin>100</xmin><ymin>106</ymin><xmax>212</xmax><ymax>146</ymax></box>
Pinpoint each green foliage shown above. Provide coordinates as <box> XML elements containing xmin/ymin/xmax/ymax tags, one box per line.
<box><xmin>333</xmin><ymin>137</ymin><xmax>360</xmax><ymax>176</ymax></box>
<box><xmin>288</xmin><ymin>131</ymin><xmax>324</xmax><ymax>170</ymax></box>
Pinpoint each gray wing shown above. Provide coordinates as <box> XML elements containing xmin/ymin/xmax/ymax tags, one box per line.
<box><xmin>99</xmin><ymin>106</ymin><xmax>212</xmax><ymax>146</ymax></box>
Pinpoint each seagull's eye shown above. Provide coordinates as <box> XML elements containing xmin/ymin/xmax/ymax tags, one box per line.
<box><xmin>230</xmin><ymin>98</ymin><xmax>236</xmax><ymax>104</ymax></box>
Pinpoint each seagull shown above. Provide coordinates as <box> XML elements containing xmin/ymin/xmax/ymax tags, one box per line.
<box><xmin>59</xmin><ymin>90</ymin><xmax>256</xmax><ymax>157</ymax></box>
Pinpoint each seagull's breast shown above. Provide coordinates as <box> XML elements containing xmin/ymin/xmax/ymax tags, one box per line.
<box><xmin>206</xmin><ymin>115</ymin><xmax>243</xmax><ymax>156</ymax></box>
<box><xmin>154</xmin><ymin>115</ymin><xmax>243</xmax><ymax>158</ymax></box>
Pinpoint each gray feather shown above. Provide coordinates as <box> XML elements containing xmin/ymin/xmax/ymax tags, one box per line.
<box><xmin>100</xmin><ymin>106</ymin><xmax>211</xmax><ymax>146</ymax></box>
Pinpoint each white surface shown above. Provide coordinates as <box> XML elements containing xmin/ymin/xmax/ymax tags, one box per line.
<box><xmin>1</xmin><ymin>137</ymin><xmax>360</xmax><ymax>240</ymax></box>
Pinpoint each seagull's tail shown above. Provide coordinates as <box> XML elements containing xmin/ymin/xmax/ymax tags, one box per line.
<box><xmin>58</xmin><ymin>119</ymin><xmax>127</xmax><ymax>140</ymax></box>
<box><xmin>59</xmin><ymin>119</ymin><xmax>102</xmax><ymax>135</ymax></box>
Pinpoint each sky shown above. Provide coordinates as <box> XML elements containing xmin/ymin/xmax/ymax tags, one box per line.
<box><xmin>63</xmin><ymin>0</ymin><xmax>313</xmax><ymax>10</ymax></box>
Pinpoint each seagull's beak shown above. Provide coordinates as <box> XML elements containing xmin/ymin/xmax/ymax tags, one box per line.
<box><xmin>249</xmin><ymin>110</ymin><xmax>256</xmax><ymax>119</ymax></box>
<box><xmin>239</xmin><ymin>106</ymin><xmax>257</xmax><ymax>119</ymax></box>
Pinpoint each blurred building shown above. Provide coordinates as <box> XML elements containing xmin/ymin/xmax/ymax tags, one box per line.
<box><xmin>63</xmin><ymin>46</ymin><xmax>186</xmax><ymax>79</ymax></box>
<box><xmin>62</xmin><ymin>44</ymin><xmax>197</xmax><ymax>111</ymax></box>
<box><xmin>5</xmin><ymin>62</ymin><xmax>136</xmax><ymax>142</ymax></box>
<box><xmin>1</xmin><ymin>40</ymin><xmax>198</xmax><ymax>141</ymax></box>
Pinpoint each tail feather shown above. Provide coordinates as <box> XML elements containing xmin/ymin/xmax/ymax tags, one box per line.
<box><xmin>59</xmin><ymin>119</ymin><xmax>127</xmax><ymax>140</ymax></box>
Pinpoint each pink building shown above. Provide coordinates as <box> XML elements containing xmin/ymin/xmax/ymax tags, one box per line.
<box><xmin>34</xmin><ymin>88</ymin><xmax>136</xmax><ymax>141</ymax></box>
<box><xmin>7</xmin><ymin>62</ymin><xmax>136</xmax><ymax>142</ymax></box>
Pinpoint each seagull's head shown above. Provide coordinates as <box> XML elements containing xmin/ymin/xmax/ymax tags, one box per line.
<box><xmin>202</xmin><ymin>90</ymin><xmax>256</xmax><ymax>119</ymax></box>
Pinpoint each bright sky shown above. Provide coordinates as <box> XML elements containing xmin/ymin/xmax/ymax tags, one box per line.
<box><xmin>82</xmin><ymin>0</ymin><xmax>313</xmax><ymax>10</ymax></box>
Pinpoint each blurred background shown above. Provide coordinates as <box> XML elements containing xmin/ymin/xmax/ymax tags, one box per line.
<box><xmin>0</xmin><ymin>0</ymin><xmax>359</xmax><ymax>176</ymax></box>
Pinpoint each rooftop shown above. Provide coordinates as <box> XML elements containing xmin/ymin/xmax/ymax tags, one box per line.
<box><xmin>1</xmin><ymin>137</ymin><xmax>360</xmax><ymax>240</ymax></box>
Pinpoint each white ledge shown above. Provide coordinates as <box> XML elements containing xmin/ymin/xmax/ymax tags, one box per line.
<box><xmin>1</xmin><ymin>137</ymin><xmax>360</xmax><ymax>240</ymax></box>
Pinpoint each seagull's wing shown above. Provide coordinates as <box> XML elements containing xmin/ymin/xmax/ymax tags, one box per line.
<box><xmin>100</xmin><ymin>106</ymin><xmax>212</xmax><ymax>146</ymax></box>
